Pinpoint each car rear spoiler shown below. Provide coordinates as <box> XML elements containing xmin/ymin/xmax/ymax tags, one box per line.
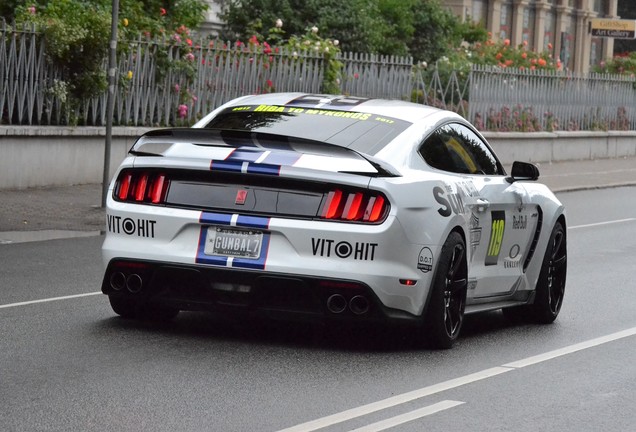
<box><xmin>129</xmin><ymin>128</ymin><xmax>401</xmax><ymax>177</ymax></box>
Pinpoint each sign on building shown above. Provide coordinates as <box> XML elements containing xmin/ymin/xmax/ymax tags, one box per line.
<box><xmin>589</xmin><ymin>18</ymin><xmax>636</xmax><ymax>39</ymax></box>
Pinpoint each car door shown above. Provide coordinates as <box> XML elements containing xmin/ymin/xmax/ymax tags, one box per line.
<box><xmin>420</xmin><ymin>123</ymin><xmax>538</xmax><ymax>298</ymax></box>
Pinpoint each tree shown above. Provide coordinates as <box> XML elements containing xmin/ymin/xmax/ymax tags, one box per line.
<box><xmin>7</xmin><ymin>0</ymin><xmax>207</xmax><ymax>124</ymax></box>
<box><xmin>408</xmin><ymin>0</ymin><xmax>465</xmax><ymax>62</ymax></box>
<box><xmin>219</xmin><ymin>0</ymin><xmax>471</xmax><ymax>62</ymax></box>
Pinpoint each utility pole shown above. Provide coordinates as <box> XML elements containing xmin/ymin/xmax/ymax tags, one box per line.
<box><xmin>102</xmin><ymin>0</ymin><xmax>119</xmax><ymax>208</ymax></box>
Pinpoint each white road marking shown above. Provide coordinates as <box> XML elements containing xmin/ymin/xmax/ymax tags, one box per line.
<box><xmin>503</xmin><ymin>326</ymin><xmax>636</xmax><ymax>368</ymax></box>
<box><xmin>0</xmin><ymin>292</ymin><xmax>102</xmax><ymax>309</ymax></box>
<box><xmin>349</xmin><ymin>400</ymin><xmax>465</xmax><ymax>432</ymax></box>
<box><xmin>277</xmin><ymin>326</ymin><xmax>636</xmax><ymax>432</ymax></box>
<box><xmin>276</xmin><ymin>367</ymin><xmax>511</xmax><ymax>432</ymax></box>
<box><xmin>569</xmin><ymin>218</ymin><xmax>636</xmax><ymax>229</ymax></box>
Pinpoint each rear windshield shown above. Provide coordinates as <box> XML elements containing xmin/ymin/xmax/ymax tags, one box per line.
<box><xmin>201</xmin><ymin>105</ymin><xmax>411</xmax><ymax>156</ymax></box>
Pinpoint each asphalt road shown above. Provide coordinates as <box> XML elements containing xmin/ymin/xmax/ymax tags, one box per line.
<box><xmin>1</xmin><ymin>186</ymin><xmax>635</xmax><ymax>432</ymax></box>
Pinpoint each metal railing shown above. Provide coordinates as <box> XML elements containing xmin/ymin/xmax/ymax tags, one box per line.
<box><xmin>469</xmin><ymin>65</ymin><xmax>636</xmax><ymax>131</ymax></box>
<box><xmin>2</xmin><ymin>21</ymin><xmax>635</xmax><ymax>131</ymax></box>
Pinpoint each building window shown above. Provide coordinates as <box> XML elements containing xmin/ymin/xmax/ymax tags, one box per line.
<box><xmin>593</xmin><ymin>0</ymin><xmax>602</xmax><ymax>13</ymax></box>
<box><xmin>559</xmin><ymin>17</ymin><xmax>576</xmax><ymax>71</ymax></box>
<box><xmin>472</xmin><ymin>0</ymin><xmax>488</xmax><ymax>25</ymax></box>
<box><xmin>500</xmin><ymin>1</ymin><xmax>513</xmax><ymax>40</ymax></box>
<box><xmin>544</xmin><ymin>10</ymin><xmax>556</xmax><ymax>52</ymax></box>
<box><xmin>522</xmin><ymin>5</ymin><xmax>536</xmax><ymax>49</ymax></box>
<box><xmin>590</xmin><ymin>38</ymin><xmax>602</xmax><ymax>67</ymax></box>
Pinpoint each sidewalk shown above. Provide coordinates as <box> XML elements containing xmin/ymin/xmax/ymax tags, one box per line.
<box><xmin>1</xmin><ymin>157</ymin><xmax>635</xmax><ymax>243</ymax></box>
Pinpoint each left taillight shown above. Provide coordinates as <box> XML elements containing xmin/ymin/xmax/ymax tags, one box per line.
<box><xmin>114</xmin><ymin>170</ymin><xmax>169</xmax><ymax>204</ymax></box>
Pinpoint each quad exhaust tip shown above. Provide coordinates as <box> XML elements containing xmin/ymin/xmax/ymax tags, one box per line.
<box><xmin>326</xmin><ymin>294</ymin><xmax>370</xmax><ymax>315</ymax></box>
<box><xmin>126</xmin><ymin>274</ymin><xmax>143</xmax><ymax>293</ymax></box>
<box><xmin>110</xmin><ymin>272</ymin><xmax>126</xmax><ymax>291</ymax></box>
<box><xmin>326</xmin><ymin>294</ymin><xmax>347</xmax><ymax>314</ymax></box>
<box><xmin>349</xmin><ymin>295</ymin><xmax>370</xmax><ymax>315</ymax></box>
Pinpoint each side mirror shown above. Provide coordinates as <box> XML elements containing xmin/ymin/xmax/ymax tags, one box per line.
<box><xmin>507</xmin><ymin>161</ymin><xmax>539</xmax><ymax>183</ymax></box>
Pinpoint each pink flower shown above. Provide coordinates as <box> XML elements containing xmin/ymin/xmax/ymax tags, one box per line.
<box><xmin>160</xmin><ymin>8</ymin><xmax>167</xmax><ymax>16</ymax></box>
<box><xmin>174</xmin><ymin>84</ymin><xmax>180</xmax><ymax>92</ymax></box>
<box><xmin>27</xmin><ymin>6</ymin><xmax>36</xmax><ymax>14</ymax></box>
<box><xmin>354</xmin><ymin>73</ymin><xmax>359</xmax><ymax>79</ymax></box>
<box><xmin>186</xmin><ymin>38</ymin><xmax>192</xmax><ymax>47</ymax></box>
<box><xmin>177</xmin><ymin>104</ymin><xmax>188</xmax><ymax>118</ymax></box>
<box><xmin>184</xmin><ymin>53</ymin><xmax>195</xmax><ymax>62</ymax></box>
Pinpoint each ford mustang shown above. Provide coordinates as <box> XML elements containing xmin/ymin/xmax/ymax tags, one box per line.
<box><xmin>101</xmin><ymin>93</ymin><xmax>567</xmax><ymax>348</ymax></box>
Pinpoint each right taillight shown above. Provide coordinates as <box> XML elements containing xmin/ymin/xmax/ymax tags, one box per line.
<box><xmin>114</xmin><ymin>170</ymin><xmax>169</xmax><ymax>204</ymax></box>
<box><xmin>320</xmin><ymin>189</ymin><xmax>388</xmax><ymax>223</ymax></box>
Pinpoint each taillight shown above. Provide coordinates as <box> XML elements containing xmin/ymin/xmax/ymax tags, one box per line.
<box><xmin>321</xmin><ymin>189</ymin><xmax>388</xmax><ymax>223</ymax></box>
<box><xmin>114</xmin><ymin>170</ymin><xmax>169</xmax><ymax>204</ymax></box>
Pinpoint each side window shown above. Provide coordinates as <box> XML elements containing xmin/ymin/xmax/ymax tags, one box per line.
<box><xmin>419</xmin><ymin>123</ymin><xmax>502</xmax><ymax>175</ymax></box>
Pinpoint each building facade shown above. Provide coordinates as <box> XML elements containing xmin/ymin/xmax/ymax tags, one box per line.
<box><xmin>200</xmin><ymin>0</ymin><xmax>224</xmax><ymax>36</ymax></box>
<box><xmin>446</xmin><ymin>0</ymin><xmax>618</xmax><ymax>73</ymax></box>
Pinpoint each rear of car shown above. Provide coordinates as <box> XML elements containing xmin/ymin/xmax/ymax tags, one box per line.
<box><xmin>101</xmin><ymin>96</ymin><xmax>442</xmax><ymax>324</ymax></box>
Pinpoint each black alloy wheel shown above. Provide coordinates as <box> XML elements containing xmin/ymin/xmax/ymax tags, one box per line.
<box><xmin>423</xmin><ymin>232</ymin><xmax>468</xmax><ymax>349</ymax></box>
<box><xmin>532</xmin><ymin>220</ymin><xmax>567</xmax><ymax>323</ymax></box>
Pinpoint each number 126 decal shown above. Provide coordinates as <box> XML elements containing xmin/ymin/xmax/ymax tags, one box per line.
<box><xmin>485</xmin><ymin>211</ymin><xmax>505</xmax><ymax>266</ymax></box>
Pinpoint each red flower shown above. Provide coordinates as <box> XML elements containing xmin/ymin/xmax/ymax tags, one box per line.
<box><xmin>186</xmin><ymin>38</ymin><xmax>192</xmax><ymax>46</ymax></box>
<box><xmin>266</xmin><ymin>80</ymin><xmax>273</xmax><ymax>87</ymax></box>
<box><xmin>160</xmin><ymin>8</ymin><xmax>167</xmax><ymax>16</ymax></box>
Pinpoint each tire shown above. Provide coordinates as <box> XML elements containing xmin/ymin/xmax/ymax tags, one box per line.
<box><xmin>109</xmin><ymin>295</ymin><xmax>179</xmax><ymax>322</ymax></box>
<box><xmin>502</xmin><ymin>220</ymin><xmax>567</xmax><ymax>323</ymax></box>
<box><xmin>422</xmin><ymin>232</ymin><xmax>468</xmax><ymax>349</ymax></box>
<box><xmin>528</xmin><ymin>220</ymin><xmax>567</xmax><ymax>323</ymax></box>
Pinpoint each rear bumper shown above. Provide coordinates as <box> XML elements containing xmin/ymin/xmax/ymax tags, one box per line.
<box><xmin>102</xmin><ymin>259</ymin><xmax>421</xmax><ymax>325</ymax></box>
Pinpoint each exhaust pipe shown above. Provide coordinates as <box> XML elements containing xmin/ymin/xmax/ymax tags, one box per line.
<box><xmin>349</xmin><ymin>295</ymin><xmax>370</xmax><ymax>315</ymax></box>
<box><xmin>110</xmin><ymin>272</ymin><xmax>126</xmax><ymax>291</ymax></box>
<box><xmin>326</xmin><ymin>294</ymin><xmax>347</xmax><ymax>314</ymax></box>
<box><xmin>126</xmin><ymin>274</ymin><xmax>143</xmax><ymax>294</ymax></box>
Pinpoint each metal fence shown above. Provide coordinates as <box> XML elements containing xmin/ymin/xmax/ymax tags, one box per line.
<box><xmin>2</xmin><ymin>21</ymin><xmax>635</xmax><ymax>130</ymax></box>
<box><xmin>469</xmin><ymin>65</ymin><xmax>636</xmax><ymax>131</ymax></box>
<box><xmin>0</xmin><ymin>22</ymin><xmax>414</xmax><ymax>126</ymax></box>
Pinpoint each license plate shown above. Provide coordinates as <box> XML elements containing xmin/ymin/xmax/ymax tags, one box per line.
<box><xmin>204</xmin><ymin>226</ymin><xmax>263</xmax><ymax>259</ymax></box>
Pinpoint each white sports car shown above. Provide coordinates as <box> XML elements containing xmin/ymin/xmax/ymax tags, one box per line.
<box><xmin>101</xmin><ymin>93</ymin><xmax>567</xmax><ymax>348</ymax></box>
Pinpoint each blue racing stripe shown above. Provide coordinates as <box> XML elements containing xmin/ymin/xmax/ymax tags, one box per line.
<box><xmin>246</xmin><ymin>163</ymin><xmax>280</xmax><ymax>176</ymax></box>
<box><xmin>210</xmin><ymin>159</ymin><xmax>281</xmax><ymax>176</ymax></box>
<box><xmin>196</xmin><ymin>254</ymin><xmax>230</xmax><ymax>266</ymax></box>
<box><xmin>200</xmin><ymin>212</ymin><xmax>270</xmax><ymax>229</ymax></box>
<box><xmin>210</xmin><ymin>160</ymin><xmax>244</xmax><ymax>173</ymax></box>
<box><xmin>236</xmin><ymin>215</ymin><xmax>270</xmax><ymax>229</ymax></box>
<box><xmin>200</xmin><ymin>212</ymin><xmax>233</xmax><ymax>226</ymax></box>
